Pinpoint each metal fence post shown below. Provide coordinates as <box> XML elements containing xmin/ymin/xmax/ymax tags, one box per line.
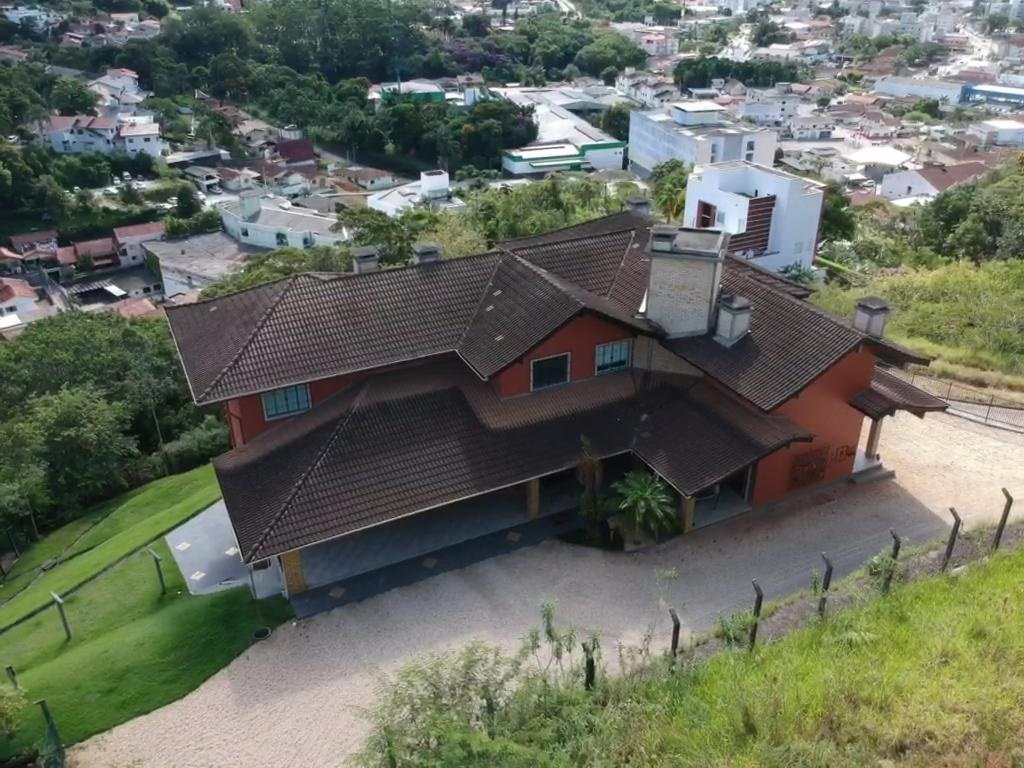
<box><xmin>146</xmin><ymin>547</ymin><xmax>166</xmax><ymax>595</ymax></box>
<box><xmin>50</xmin><ymin>592</ymin><xmax>71</xmax><ymax>641</ymax></box>
<box><xmin>749</xmin><ymin>579</ymin><xmax>764</xmax><ymax>650</ymax></box>
<box><xmin>883</xmin><ymin>530</ymin><xmax>901</xmax><ymax>593</ymax></box>
<box><xmin>668</xmin><ymin>608</ymin><xmax>681</xmax><ymax>658</ymax></box>
<box><xmin>992</xmin><ymin>488</ymin><xmax>1013</xmax><ymax>552</ymax></box>
<box><xmin>4</xmin><ymin>664</ymin><xmax>17</xmax><ymax>689</ymax></box>
<box><xmin>985</xmin><ymin>395</ymin><xmax>994</xmax><ymax>424</ymax></box>
<box><xmin>35</xmin><ymin>698</ymin><xmax>65</xmax><ymax>768</ymax></box>
<box><xmin>942</xmin><ymin>508</ymin><xmax>962</xmax><ymax>572</ymax></box>
<box><xmin>817</xmin><ymin>553</ymin><xmax>834</xmax><ymax>617</ymax></box>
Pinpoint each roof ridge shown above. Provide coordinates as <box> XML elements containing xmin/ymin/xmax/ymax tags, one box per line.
<box><xmin>165</xmin><ymin>273</ymin><xmax>295</xmax><ymax>311</ymax></box>
<box><xmin>195</xmin><ymin>275</ymin><xmax>301</xmax><ymax>402</ymax></box>
<box><xmin>248</xmin><ymin>379</ymin><xmax>372</xmax><ymax>561</ymax></box>
<box><xmin>455</xmin><ymin>252</ymin><xmax>507</xmax><ymax>353</ymax></box>
<box><xmin>511</xmin><ymin>253</ymin><xmax>586</xmax><ymax>310</ymax></box>
<box><xmin>605</xmin><ymin>228</ymin><xmax>640</xmax><ymax>301</ymax></box>
<box><xmin>507</xmin><ymin>225</ymin><xmax>638</xmax><ymax>253</ymax></box>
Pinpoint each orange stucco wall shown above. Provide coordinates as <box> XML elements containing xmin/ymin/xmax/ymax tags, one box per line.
<box><xmin>225</xmin><ymin>372</ymin><xmax>357</xmax><ymax>447</ymax></box>
<box><xmin>752</xmin><ymin>348</ymin><xmax>875</xmax><ymax>506</ymax></box>
<box><xmin>493</xmin><ymin>313</ymin><xmax>635</xmax><ymax>397</ymax></box>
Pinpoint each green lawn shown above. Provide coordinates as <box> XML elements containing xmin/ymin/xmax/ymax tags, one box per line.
<box><xmin>0</xmin><ymin>465</ymin><xmax>221</xmax><ymax>631</ymax></box>
<box><xmin>1</xmin><ymin>539</ymin><xmax>291</xmax><ymax>755</ymax></box>
<box><xmin>362</xmin><ymin>547</ymin><xmax>1024</xmax><ymax>767</ymax></box>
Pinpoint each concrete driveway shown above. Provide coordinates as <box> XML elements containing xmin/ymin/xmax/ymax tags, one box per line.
<box><xmin>73</xmin><ymin>412</ymin><xmax>1024</xmax><ymax>768</ymax></box>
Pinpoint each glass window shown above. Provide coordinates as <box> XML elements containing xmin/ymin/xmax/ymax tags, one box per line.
<box><xmin>531</xmin><ymin>353</ymin><xmax>570</xmax><ymax>391</ymax></box>
<box><xmin>596</xmin><ymin>340</ymin><xmax>631</xmax><ymax>374</ymax></box>
<box><xmin>261</xmin><ymin>383</ymin><xmax>311</xmax><ymax>420</ymax></box>
<box><xmin>276</xmin><ymin>232</ymin><xmax>288</xmax><ymax>246</ymax></box>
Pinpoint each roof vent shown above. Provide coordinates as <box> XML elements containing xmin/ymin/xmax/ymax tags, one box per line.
<box><xmin>352</xmin><ymin>245</ymin><xmax>380</xmax><ymax>274</ymax></box>
<box><xmin>714</xmin><ymin>294</ymin><xmax>751</xmax><ymax>347</ymax></box>
<box><xmin>853</xmin><ymin>296</ymin><xmax>890</xmax><ymax>338</ymax></box>
<box><xmin>412</xmin><ymin>242</ymin><xmax>442</xmax><ymax>264</ymax></box>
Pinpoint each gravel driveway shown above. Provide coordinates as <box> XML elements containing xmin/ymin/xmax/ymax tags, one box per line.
<box><xmin>71</xmin><ymin>412</ymin><xmax>1024</xmax><ymax>768</ymax></box>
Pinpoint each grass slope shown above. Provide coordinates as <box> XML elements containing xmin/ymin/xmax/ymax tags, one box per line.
<box><xmin>813</xmin><ymin>261</ymin><xmax>1024</xmax><ymax>377</ymax></box>
<box><xmin>1</xmin><ymin>540</ymin><xmax>292</xmax><ymax>755</ymax></box>
<box><xmin>365</xmin><ymin>547</ymin><xmax>1024</xmax><ymax>767</ymax></box>
<box><xmin>0</xmin><ymin>465</ymin><xmax>221</xmax><ymax>630</ymax></box>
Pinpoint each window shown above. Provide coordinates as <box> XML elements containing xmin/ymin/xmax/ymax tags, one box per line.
<box><xmin>276</xmin><ymin>232</ymin><xmax>288</xmax><ymax>246</ymax></box>
<box><xmin>240</xmin><ymin>227</ymin><xmax>249</xmax><ymax>237</ymax></box>
<box><xmin>530</xmin><ymin>353</ymin><xmax>570</xmax><ymax>391</ymax></box>
<box><xmin>262</xmin><ymin>384</ymin><xmax>311</xmax><ymax>420</ymax></box>
<box><xmin>595</xmin><ymin>340</ymin><xmax>631</xmax><ymax>374</ymax></box>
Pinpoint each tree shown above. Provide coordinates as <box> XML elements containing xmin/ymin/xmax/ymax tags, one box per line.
<box><xmin>911</xmin><ymin>98</ymin><xmax>941</xmax><ymax>119</ymax></box>
<box><xmin>984</xmin><ymin>12</ymin><xmax>1009</xmax><ymax>33</ymax></box>
<box><xmin>573</xmin><ymin>33</ymin><xmax>647</xmax><ymax>76</ymax></box>
<box><xmin>9</xmin><ymin>386</ymin><xmax>138</xmax><ymax>515</ymax></box>
<box><xmin>820</xmin><ymin>183</ymin><xmax>855</xmax><ymax>242</ymax></box>
<box><xmin>175</xmin><ymin>185</ymin><xmax>202</xmax><ymax>218</ymax></box>
<box><xmin>419</xmin><ymin>211</ymin><xmax>488</xmax><ymax>258</ymax></box>
<box><xmin>611</xmin><ymin>470</ymin><xmax>676</xmax><ymax>542</ymax></box>
<box><xmin>600</xmin><ymin>66</ymin><xmax>619</xmax><ymax>86</ymax></box>
<box><xmin>599</xmin><ymin>103</ymin><xmax>632</xmax><ymax>141</ymax></box>
<box><xmin>651</xmin><ymin>159</ymin><xmax>689</xmax><ymax>222</ymax></box>
<box><xmin>51</xmin><ymin>76</ymin><xmax>99</xmax><ymax>116</ymax></box>
<box><xmin>461</xmin><ymin>13</ymin><xmax>490</xmax><ymax>37</ymax></box>
<box><xmin>202</xmin><ymin>245</ymin><xmax>353</xmax><ymax>298</ymax></box>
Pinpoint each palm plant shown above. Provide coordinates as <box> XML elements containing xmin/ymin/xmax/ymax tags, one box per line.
<box><xmin>610</xmin><ymin>470</ymin><xmax>677</xmax><ymax>543</ymax></box>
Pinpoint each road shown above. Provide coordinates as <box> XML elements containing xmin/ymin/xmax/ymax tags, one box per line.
<box><xmin>72</xmin><ymin>411</ymin><xmax>1024</xmax><ymax>768</ymax></box>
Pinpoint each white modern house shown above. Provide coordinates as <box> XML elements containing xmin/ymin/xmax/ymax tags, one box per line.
<box><xmin>734</xmin><ymin>84</ymin><xmax>803</xmax><ymax>126</ymax></box>
<box><xmin>219</xmin><ymin>192</ymin><xmax>349</xmax><ymax>249</ymax></box>
<box><xmin>877</xmin><ymin>162</ymin><xmax>989</xmax><ymax>203</ymax></box>
<box><xmin>628</xmin><ymin>101</ymin><xmax>778</xmax><ymax>176</ymax></box>
<box><xmin>89</xmin><ymin>68</ymin><xmax>147</xmax><ymax>116</ymax></box>
<box><xmin>41</xmin><ymin>114</ymin><xmax>166</xmax><ymax>157</ymax></box>
<box><xmin>368</xmin><ymin>170</ymin><xmax>466</xmax><ymax>218</ymax></box>
<box><xmin>683</xmin><ymin>161</ymin><xmax>825</xmax><ymax>272</ymax></box>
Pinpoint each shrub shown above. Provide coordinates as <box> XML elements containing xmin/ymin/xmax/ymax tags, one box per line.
<box><xmin>0</xmin><ymin>686</ymin><xmax>24</xmax><ymax>739</ymax></box>
<box><xmin>865</xmin><ymin>551</ymin><xmax>899</xmax><ymax>592</ymax></box>
<box><xmin>159</xmin><ymin>415</ymin><xmax>229</xmax><ymax>474</ymax></box>
<box><xmin>715</xmin><ymin>610</ymin><xmax>755</xmax><ymax>647</ymax></box>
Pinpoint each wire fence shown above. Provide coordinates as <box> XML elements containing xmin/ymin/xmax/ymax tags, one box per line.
<box><xmin>887</xmin><ymin>367</ymin><xmax>1024</xmax><ymax>432</ymax></box>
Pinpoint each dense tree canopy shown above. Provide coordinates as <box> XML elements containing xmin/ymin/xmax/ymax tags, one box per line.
<box><xmin>673</xmin><ymin>57</ymin><xmax>806</xmax><ymax>89</ymax></box>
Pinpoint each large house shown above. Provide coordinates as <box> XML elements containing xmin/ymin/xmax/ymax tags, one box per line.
<box><xmin>166</xmin><ymin>211</ymin><xmax>945</xmax><ymax>614</ymax></box>
<box><xmin>41</xmin><ymin>114</ymin><xmax>166</xmax><ymax>157</ymax></box>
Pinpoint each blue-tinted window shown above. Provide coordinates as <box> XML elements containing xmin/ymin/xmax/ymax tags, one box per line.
<box><xmin>261</xmin><ymin>383</ymin><xmax>311</xmax><ymax>420</ymax></box>
<box><xmin>531</xmin><ymin>353</ymin><xmax>570</xmax><ymax>391</ymax></box>
<box><xmin>595</xmin><ymin>340</ymin><xmax>631</xmax><ymax>374</ymax></box>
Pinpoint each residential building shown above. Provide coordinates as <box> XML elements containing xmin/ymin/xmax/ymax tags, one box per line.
<box><xmin>144</xmin><ymin>231</ymin><xmax>265</xmax><ymax>296</ymax></box>
<box><xmin>877</xmin><ymin>162</ymin><xmax>990</xmax><ymax>202</ymax></box>
<box><xmin>185</xmin><ymin>166</ymin><xmax>221</xmax><ymax>192</ymax></box>
<box><xmin>68</xmin><ymin>265</ymin><xmax>163</xmax><ymax>307</ymax></box>
<box><xmin>628</xmin><ymin>101</ymin><xmax>778</xmax><ymax>176</ymax></box>
<box><xmin>89</xmin><ymin>68</ymin><xmax>147</xmax><ymax>116</ymax></box>
<box><xmin>368</xmin><ymin>170</ymin><xmax>466</xmax><ymax>218</ymax></box>
<box><xmin>858</xmin><ymin>110</ymin><xmax>901</xmax><ymax>139</ymax></box>
<box><xmin>787</xmin><ymin>115</ymin><xmax>835</xmax><ymax>140</ymax></box>
<box><xmin>117</xmin><ymin>120</ymin><xmax>164</xmax><ymax>158</ymax></box>
<box><xmin>872</xmin><ymin>76</ymin><xmax>965</xmax><ymax>103</ymax></box>
<box><xmin>274</xmin><ymin>139</ymin><xmax>317</xmax><ymax>166</ymax></box>
<box><xmin>733</xmin><ymin>83</ymin><xmax>804</xmax><ymax>127</ymax></box>
<box><xmin>219</xmin><ymin>192</ymin><xmax>348</xmax><ymax>249</ymax></box>
<box><xmin>165</xmin><ymin>210</ymin><xmax>944</xmax><ymax>612</ymax></box>
<box><xmin>968</xmin><ymin>117</ymin><xmax>1024</xmax><ymax>145</ymax></box>
<box><xmin>683</xmin><ymin>161</ymin><xmax>825</xmax><ymax>272</ymax></box>
<box><xmin>0</xmin><ymin>277</ymin><xmax>39</xmax><ymax>316</ymax></box>
<box><xmin>113</xmin><ymin>221</ymin><xmax>165</xmax><ymax>265</ymax></box>
<box><xmin>841</xmin><ymin>145</ymin><xmax>912</xmax><ymax>183</ymax></box>
<box><xmin>615</xmin><ymin>73</ymin><xmax>681</xmax><ymax>109</ymax></box>
<box><xmin>338</xmin><ymin>167</ymin><xmax>399</xmax><ymax>191</ymax></box>
<box><xmin>217</xmin><ymin>167</ymin><xmax>262</xmax><ymax>192</ymax></box>
<box><xmin>40</xmin><ymin>114</ymin><xmax>166</xmax><ymax>157</ymax></box>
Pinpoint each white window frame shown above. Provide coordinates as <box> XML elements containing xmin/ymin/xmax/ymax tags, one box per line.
<box><xmin>530</xmin><ymin>352</ymin><xmax>571</xmax><ymax>392</ymax></box>
<box><xmin>595</xmin><ymin>339</ymin><xmax>632</xmax><ymax>375</ymax></box>
<box><xmin>261</xmin><ymin>383</ymin><xmax>312</xmax><ymax>421</ymax></box>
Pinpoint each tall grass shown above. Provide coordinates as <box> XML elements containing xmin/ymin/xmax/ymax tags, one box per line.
<box><xmin>359</xmin><ymin>548</ymin><xmax>1024</xmax><ymax>767</ymax></box>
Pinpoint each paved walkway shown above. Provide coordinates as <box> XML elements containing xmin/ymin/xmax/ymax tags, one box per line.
<box><xmin>73</xmin><ymin>412</ymin><xmax>1024</xmax><ymax>768</ymax></box>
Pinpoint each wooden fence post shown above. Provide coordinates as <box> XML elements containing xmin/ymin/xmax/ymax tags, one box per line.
<box><xmin>883</xmin><ymin>530</ymin><xmax>901</xmax><ymax>593</ymax></box>
<box><xmin>50</xmin><ymin>592</ymin><xmax>71</xmax><ymax>641</ymax></box>
<box><xmin>748</xmin><ymin>579</ymin><xmax>764</xmax><ymax>650</ymax></box>
<box><xmin>942</xmin><ymin>507</ymin><xmax>962</xmax><ymax>572</ymax></box>
<box><xmin>4</xmin><ymin>665</ymin><xmax>17</xmax><ymax>689</ymax></box>
<box><xmin>668</xmin><ymin>608</ymin><xmax>681</xmax><ymax>658</ymax></box>
<box><xmin>582</xmin><ymin>642</ymin><xmax>596</xmax><ymax>690</ymax></box>
<box><xmin>992</xmin><ymin>488</ymin><xmax>1013</xmax><ymax>552</ymax></box>
<box><xmin>817</xmin><ymin>553</ymin><xmax>833</xmax><ymax>618</ymax></box>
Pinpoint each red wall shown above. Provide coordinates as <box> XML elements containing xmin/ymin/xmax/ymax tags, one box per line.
<box><xmin>752</xmin><ymin>348</ymin><xmax>875</xmax><ymax>506</ymax></box>
<box><xmin>493</xmin><ymin>313</ymin><xmax>635</xmax><ymax>397</ymax></box>
<box><xmin>225</xmin><ymin>372</ymin><xmax>357</xmax><ymax>447</ymax></box>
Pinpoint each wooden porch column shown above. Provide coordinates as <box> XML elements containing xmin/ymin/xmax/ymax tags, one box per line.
<box><xmin>527</xmin><ymin>478</ymin><xmax>541</xmax><ymax>519</ymax></box>
<box><xmin>865</xmin><ymin>418</ymin><xmax>883</xmax><ymax>460</ymax></box>
<box><xmin>280</xmin><ymin>550</ymin><xmax>306</xmax><ymax>596</ymax></box>
<box><xmin>681</xmin><ymin>495</ymin><xmax>696</xmax><ymax>533</ymax></box>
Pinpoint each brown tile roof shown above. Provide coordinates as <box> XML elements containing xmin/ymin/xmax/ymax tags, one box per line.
<box><xmin>275</xmin><ymin>138</ymin><xmax>316</xmax><ymax>164</ymax></box>
<box><xmin>0</xmin><ymin>278</ymin><xmax>37</xmax><ymax>302</ymax></box>
<box><xmin>215</xmin><ymin>360</ymin><xmax>809</xmax><ymax>561</ymax></box>
<box><xmin>9</xmin><ymin>230</ymin><xmax>57</xmax><ymax>251</ymax></box>
<box><xmin>167</xmin><ymin>251</ymin><xmax>655</xmax><ymax>403</ymax></box>
<box><xmin>113</xmin><ymin>221</ymin><xmax>165</xmax><ymax>241</ymax></box>
<box><xmin>73</xmin><ymin>237</ymin><xmax>116</xmax><ymax>258</ymax></box>
<box><xmin>915</xmin><ymin>162</ymin><xmax>990</xmax><ymax>192</ymax></box>
<box><xmin>850</xmin><ymin>367</ymin><xmax>948</xmax><ymax>419</ymax></box>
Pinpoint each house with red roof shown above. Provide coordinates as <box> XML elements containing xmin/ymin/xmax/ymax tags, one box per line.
<box><xmin>113</xmin><ymin>221</ymin><xmax>165</xmax><ymax>265</ymax></box>
<box><xmin>166</xmin><ymin>210</ymin><xmax>946</xmax><ymax>614</ymax></box>
<box><xmin>274</xmin><ymin>138</ymin><xmax>317</xmax><ymax>166</ymax></box>
<box><xmin>40</xmin><ymin>114</ymin><xmax>166</xmax><ymax>157</ymax></box>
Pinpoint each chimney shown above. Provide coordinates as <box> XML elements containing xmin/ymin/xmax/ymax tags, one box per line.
<box><xmin>852</xmin><ymin>296</ymin><xmax>890</xmax><ymax>337</ymax></box>
<box><xmin>714</xmin><ymin>294</ymin><xmax>751</xmax><ymax>347</ymax></box>
<box><xmin>625</xmin><ymin>195</ymin><xmax>652</xmax><ymax>218</ymax></box>
<box><xmin>352</xmin><ymin>245</ymin><xmax>380</xmax><ymax>274</ymax></box>
<box><xmin>238</xmin><ymin>190</ymin><xmax>261</xmax><ymax>220</ymax></box>
<box><xmin>644</xmin><ymin>226</ymin><xmax>728</xmax><ymax>338</ymax></box>
<box><xmin>412</xmin><ymin>242</ymin><xmax>442</xmax><ymax>264</ymax></box>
